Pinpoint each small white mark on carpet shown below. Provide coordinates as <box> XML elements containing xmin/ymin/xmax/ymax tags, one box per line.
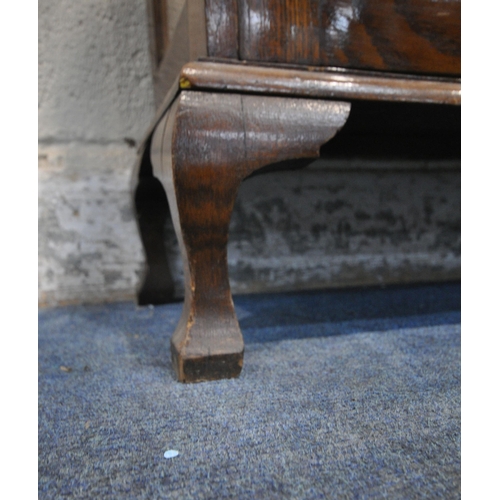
<box><xmin>164</xmin><ymin>450</ymin><xmax>179</xmax><ymax>459</ymax></box>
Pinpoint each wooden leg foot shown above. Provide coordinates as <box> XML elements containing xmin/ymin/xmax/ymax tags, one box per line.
<box><xmin>169</xmin><ymin>278</ymin><xmax>245</xmax><ymax>382</ymax></box>
<box><xmin>151</xmin><ymin>91</ymin><xmax>350</xmax><ymax>382</ymax></box>
<box><xmin>171</xmin><ymin>338</ymin><xmax>244</xmax><ymax>383</ymax></box>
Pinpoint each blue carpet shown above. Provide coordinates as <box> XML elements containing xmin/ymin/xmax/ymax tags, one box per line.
<box><xmin>38</xmin><ymin>283</ymin><xmax>460</xmax><ymax>499</ymax></box>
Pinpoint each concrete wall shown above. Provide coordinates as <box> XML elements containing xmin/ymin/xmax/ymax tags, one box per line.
<box><xmin>39</xmin><ymin>0</ymin><xmax>156</xmax><ymax>306</ymax></box>
<box><xmin>162</xmin><ymin>163</ymin><xmax>460</xmax><ymax>299</ymax></box>
<box><xmin>39</xmin><ymin>0</ymin><xmax>460</xmax><ymax>307</ymax></box>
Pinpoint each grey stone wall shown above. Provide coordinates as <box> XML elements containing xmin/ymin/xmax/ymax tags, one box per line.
<box><xmin>38</xmin><ymin>0</ymin><xmax>156</xmax><ymax>306</ymax></box>
<box><xmin>38</xmin><ymin>143</ymin><xmax>146</xmax><ymax>306</ymax></box>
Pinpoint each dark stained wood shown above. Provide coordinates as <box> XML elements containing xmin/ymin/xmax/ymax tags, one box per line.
<box><xmin>187</xmin><ymin>0</ymin><xmax>209</xmax><ymax>60</ymax></box>
<box><xmin>150</xmin><ymin>91</ymin><xmax>351</xmax><ymax>382</ymax></box>
<box><xmin>144</xmin><ymin>0</ymin><xmax>171</xmax><ymax>68</ymax></box>
<box><xmin>237</xmin><ymin>0</ymin><xmax>460</xmax><ymax>75</ymax></box>
<box><xmin>205</xmin><ymin>0</ymin><xmax>239</xmax><ymax>58</ymax></box>
<box><xmin>140</xmin><ymin>57</ymin><xmax>459</xmax><ymax>170</ymax></box>
<box><xmin>180</xmin><ymin>61</ymin><xmax>461</xmax><ymax>105</ymax></box>
<box><xmin>153</xmin><ymin>7</ymin><xmax>189</xmax><ymax>108</ymax></box>
<box><xmin>149</xmin><ymin>0</ymin><xmax>208</xmax><ymax>107</ymax></box>
<box><xmin>137</xmin><ymin>1</ymin><xmax>461</xmax><ymax>382</ymax></box>
<box><xmin>150</xmin><ymin>0</ymin><xmax>170</xmax><ymax>66</ymax></box>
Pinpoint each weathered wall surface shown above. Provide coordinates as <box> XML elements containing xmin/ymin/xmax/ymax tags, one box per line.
<box><xmin>38</xmin><ymin>0</ymin><xmax>156</xmax><ymax>143</ymax></box>
<box><xmin>39</xmin><ymin>0</ymin><xmax>460</xmax><ymax>307</ymax></box>
<box><xmin>162</xmin><ymin>164</ymin><xmax>461</xmax><ymax>298</ymax></box>
<box><xmin>38</xmin><ymin>143</ymin><xmax>145</xmax><ymax>306</ymax></box>
<box><xmin>38</xmin><ymin>0</ymin><xmax>156</xmax><ymax>306</ymax></box>
<box><xmin>230</xmin><ymin>165</ymin><xmax>460</xmax><ymax>293</ymax></box>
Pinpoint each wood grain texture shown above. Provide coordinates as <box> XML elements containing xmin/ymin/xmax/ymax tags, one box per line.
<box><xmin>206</xmin><ymin>0</ymin><xmax>239</xmax><ymax>58</ymax></box>
<box><xmin>180</xmin><ymin>61</ymin><xmax>461</xmax><ymax>105</ymax></box>
<box><xmin>151</xmin><ymin>91</ymin><xmax>350</xmax><ymax>382</ymax></box>
<box><xmin>187</xmin><ymin>0</ymin><xmax>208</xmax><ymax>60</ymax></box>
<box><xmin>237</xmin><ymin>0</ymin><xmax>460</xmax><ymax>75</ymax></box>
<box><xmin>145</xmin><ymin>0</ymin><xmax>170</xmax><ymax>67</ymax></box>
<box><xmin>150</xmin><ymin>0</ymin><xmax>207</xmax><ymax>106</ymax></box>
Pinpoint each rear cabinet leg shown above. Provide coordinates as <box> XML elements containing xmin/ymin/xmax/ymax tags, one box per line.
<box><xmin>151</xmin><ymin>91</ymin><xmax>350</xmax><ymax>382</ymax></box>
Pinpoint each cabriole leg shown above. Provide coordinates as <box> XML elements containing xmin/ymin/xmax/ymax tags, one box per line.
<box><xmin>151</xmin><ymin>91</ymin><xmax>350</xmax><ymax>382</ymax></box>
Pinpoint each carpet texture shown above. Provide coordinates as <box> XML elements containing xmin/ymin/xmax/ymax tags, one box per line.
<box><xmin>39</xmin><ymin>283</ymin><xmax>460</xmax><ymax>499</ymax></box>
